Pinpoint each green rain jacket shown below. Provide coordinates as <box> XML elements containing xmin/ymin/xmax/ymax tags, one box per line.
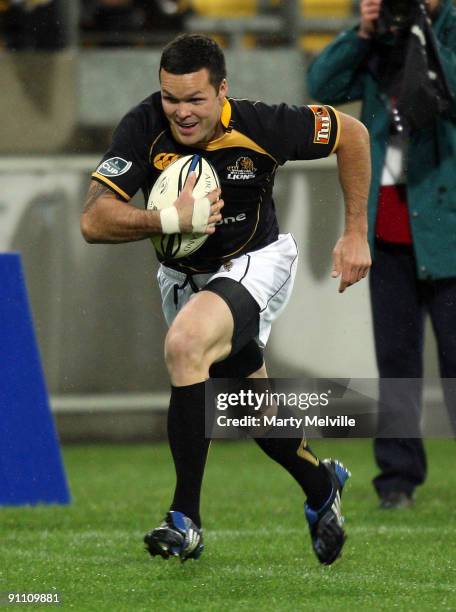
<box><xmin>307</xmin><ymin>0</ymin><xmax>456</xmax><ymax>279</ymax></box>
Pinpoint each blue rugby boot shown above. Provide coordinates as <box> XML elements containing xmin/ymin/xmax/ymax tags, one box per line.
<box><xmin>304</xmin><ymin>459</ymin><xmax>351</xmax><ymax>565</ymax></box>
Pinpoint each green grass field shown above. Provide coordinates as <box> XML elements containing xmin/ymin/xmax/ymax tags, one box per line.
<box><xmin>2</xmin><ymin>440</ymin><xmax>456</xmax><ymax>611</ymax></box>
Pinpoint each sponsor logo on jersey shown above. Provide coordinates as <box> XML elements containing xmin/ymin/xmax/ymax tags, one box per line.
<box><xmin>215</xmin><ymin>213</ymin><xmax>247</xmax><ymax>225</ymax></box>
<box><xmin>97</xmin><ymin>157</ymin><xmax>132</xmax><ymax>177</ymax></box>
<box><xmin>153</xmin><ymin>153</ymin><xmax>181</xmax><ymax>170</ymax></box>
<box><xmin>227</xmin><ymin>157</ymin><xmax>257</xmax><ymax>180</ymax></box>
<box><xmin>309</xmin><ymin>105</ymin><xmax>332</xmax><ymax>145</ymax></box>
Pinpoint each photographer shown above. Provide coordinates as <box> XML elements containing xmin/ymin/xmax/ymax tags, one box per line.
<box><xmin>307</xmin><ymin>0</ymin><xmax>456</xmax><ymax>509</ymax></box>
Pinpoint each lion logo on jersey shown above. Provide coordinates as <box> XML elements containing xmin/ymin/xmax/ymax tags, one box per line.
<box><xmin>227</xmin><ymin>156</ymin><xmax>257</xmax><ymax>180</ymax></box>
<box><xmin>239</xmin><ymin>157</ymin><xmax>255</xmax><ymax>172</ymax></box>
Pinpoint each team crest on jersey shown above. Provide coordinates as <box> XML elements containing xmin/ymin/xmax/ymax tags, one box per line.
<box><xmin>309</xmin><ymin>105</ymin><xmax>332</xmax><ymax>145</ymax></box>
<box><xmin>227</xmin><ymin>156</ymin><xmax>257</xmax><ymax>180</ymax></box>
<box><xmin>97</xmin><ymin>157</ymin><xmax>132</xmax><ymax>177</ymax></box>
<box><xmin>153</xmin><ymin>153</ymin><xmax>181</xmax><ymax>170</ymax></box>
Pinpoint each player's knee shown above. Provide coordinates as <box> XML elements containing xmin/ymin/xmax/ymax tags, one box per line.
<box><xmin>164</xmin><ymin>326</ymin><xmax>207</xmax><ymax>375</ymax></box>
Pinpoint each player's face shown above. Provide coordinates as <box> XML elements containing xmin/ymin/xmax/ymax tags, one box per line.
<box><xmin>160</xmin><ymin>68</ymin><xmax>228</xmax><ymax>146</ymax></box>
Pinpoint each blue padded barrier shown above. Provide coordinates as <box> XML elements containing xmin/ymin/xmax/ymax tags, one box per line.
<box><xmin>0</xmin><ymin>253</ymin><xmax>70</xmax><ymax>505</ymax></box>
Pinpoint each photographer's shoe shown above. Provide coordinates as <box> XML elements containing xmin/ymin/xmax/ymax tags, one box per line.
<box><xmin>379</xmin><ymin>491</ymin><xmax>415</xmax><ymax>510</ymax></box>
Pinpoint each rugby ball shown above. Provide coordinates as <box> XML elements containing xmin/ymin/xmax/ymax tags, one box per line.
<box><xmin>147</xmin><ymin>154</ymin><xmax>220</xmax><ymax>259</ymax></box>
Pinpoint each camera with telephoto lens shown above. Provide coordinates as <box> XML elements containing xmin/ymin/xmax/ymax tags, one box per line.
<box><xmin>376</xmin><ymin>0</ymin><xmax>425</xmax><ymax>35</ymax></box>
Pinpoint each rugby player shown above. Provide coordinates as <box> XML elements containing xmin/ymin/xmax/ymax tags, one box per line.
<box><xmin>81</xmin><ymin>34</ymin><xmax>371</xmax><ymax>565</ymax></box>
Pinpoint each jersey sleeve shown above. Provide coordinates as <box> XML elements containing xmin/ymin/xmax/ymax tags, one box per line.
<box><xmin>243</xmin><ymin>101</ymin><xmax>341</xmax><ymax>165</ymax></box>
<box><xmin>91</xmin><ymin>109</ymin><xmax>151</xmax><ymax>201</ymax></box>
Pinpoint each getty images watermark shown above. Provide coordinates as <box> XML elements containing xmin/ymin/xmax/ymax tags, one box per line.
<box><xmin>214</xmin><ymin>387</ymin><xmax>355</xmax><ymax>430</ymax></box>
<box><xmin>204</xmin><ymin>378</ymin><xmax>456</xmax><ymax>439</ymax></box>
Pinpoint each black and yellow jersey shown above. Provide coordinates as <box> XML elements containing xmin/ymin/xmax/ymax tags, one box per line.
<box><xmin>92</xmin><ymin>92</ymin><xmax>340</xmax><ymax>273</ymax></box>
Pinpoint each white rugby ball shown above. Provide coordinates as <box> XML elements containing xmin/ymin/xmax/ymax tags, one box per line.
<box><xmin>147</xmin><ymin>154</ymin><xmax>220</xmax><ymax>259</ymax></box>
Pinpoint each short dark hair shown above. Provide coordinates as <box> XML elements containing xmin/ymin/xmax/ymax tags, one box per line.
<box><xmin>159</xmin><ymin>34</ymin><xmax>227</xmax><ymax>90</ymax></box>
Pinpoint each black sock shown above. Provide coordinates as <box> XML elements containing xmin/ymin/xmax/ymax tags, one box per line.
<box><xmin>167</xmin><ymin>382</ymin><xmax>209</xmax><ymax>528</ymax></box>
<box><xmin>254</xmin><ymin>437</ymin><xmax>332</xmax><ymax>509</ymax></box>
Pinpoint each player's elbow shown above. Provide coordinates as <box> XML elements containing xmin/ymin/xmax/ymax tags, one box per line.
<box><xmin>80</xmin><ymin>212</ymin><xmax>101</xmax><ymax>243</ymax></box>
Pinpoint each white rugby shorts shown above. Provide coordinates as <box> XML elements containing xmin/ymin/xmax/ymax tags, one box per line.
<box><xmin>157</xmin><ymin>233</ymin><xmax>298</xmax><ymax>347</ymax></box>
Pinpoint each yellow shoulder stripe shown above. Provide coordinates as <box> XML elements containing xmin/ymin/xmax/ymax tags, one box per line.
<box><xmin>328</xmin><ymin>105</ymin><xmax>341</xmax><ymax>154</ymax></box>
<box><xmin>196</xmin><ymin>129</ymin><xmax>277</xmax><ymax>162</ymax></box>
<box><xmin>149</xmin><ymin>129</ymin><xmax>167</xmax><ymax>165</ymax></box>
<box><xmin>221</xmin><ymin>98</ymin><xmax>232</xmax><ymax>129</ymax></box>
<box><xmin>92</xmin><ymin>173</ymin><xmax>131</xmax><ymax>201</ymax></box>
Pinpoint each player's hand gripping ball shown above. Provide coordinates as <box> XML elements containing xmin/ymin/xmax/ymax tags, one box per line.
<box><xmin>148</xmin><ymin>154</ymin><xmax>220</xmax><ymax>259</ymax></box>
